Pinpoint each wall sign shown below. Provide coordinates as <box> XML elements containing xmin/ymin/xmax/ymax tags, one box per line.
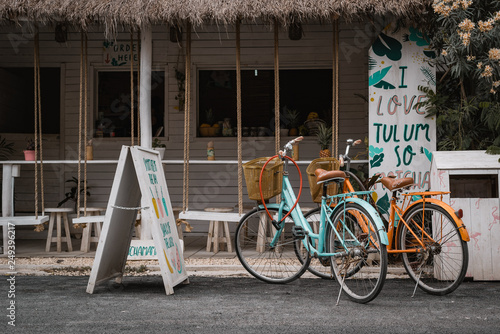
<box><xmin>102</xmin><ymin>41</ymin><xmax>139</xmax><ymax>66</ymax></box>
<box><xmin>87</xmin><ymin>146</ymin><xmax>188</xmax><ymax>295</ymax></box>
<box><xmin>368</xmin><ymin>25</ymin><xmax>436</xmax><ymax>214</ymax></box>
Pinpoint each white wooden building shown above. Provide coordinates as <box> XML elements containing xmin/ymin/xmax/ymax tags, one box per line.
<box><xmin>430</xmin><ymin>151</ymin><xmax>500</xmax><ymax>280</ymax></box>
<box><xmin>0</xmin><ymin>1</ymin><xmax>430</xmax><ymax>237</ymax></box>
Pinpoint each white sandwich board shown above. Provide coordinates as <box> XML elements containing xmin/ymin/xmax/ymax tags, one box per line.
<box><xmin>87</xmin><ymin>146</ymin><xmax>188</xmax><ymax>295</ymax></box>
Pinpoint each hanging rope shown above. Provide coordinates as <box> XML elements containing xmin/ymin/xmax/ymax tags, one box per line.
<box><xmin>130</xmin><ymin>30</ymin><xmax>135</xmax><ymax>146</ymax></box>
<box><xmin>33</xmin><ymin>31</ymin><xmax>45</xmax><ymax>217</ymax></box>
<box><xmin>182</xmin><ymin>22</ymin><xmax>192</xmax><ymax>213</ymax></box>
<box><xmin>77</xmin><ymin>31</ymin><xmax>84</xmax><ymax>218</ymax></box>
<box><xmin>83</xmin><ymin>34</ymin><xmax>89</xmax><ymax>216</ymax></box>
<box><xmin>332</xmin><ymin>19</ymin><xmax>339</xmax><ymax>158</ymax></box>
<box><xmin>236</xmin><ymin>20</ymin><xmax>243</xmax><ymax>215</ymax></box>
<box><xmin>136</xmin><ymin>29</ymin><xmax>141</xmax><ymax>145</ymax></box>
<box><xmin>274</xmin><ymin>20</ymin><xmax>280</xmax><ymax>154</ymax></box>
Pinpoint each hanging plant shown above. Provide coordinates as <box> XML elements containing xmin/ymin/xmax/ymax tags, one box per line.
<box><xmin>174</xmin><ymin>67</ymin><xmax>186</xmax><ymax>111</ymax></box>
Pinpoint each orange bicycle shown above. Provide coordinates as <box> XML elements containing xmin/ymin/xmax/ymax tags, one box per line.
<box><xmin>304</xmin><ymin>139</ymin><xmax>470</xmax><ymax>296</ymax></box>
<box><xmin>364</xmin><ymin>174</ymin><xmax>470</xmax><ymax>295</ymax></box>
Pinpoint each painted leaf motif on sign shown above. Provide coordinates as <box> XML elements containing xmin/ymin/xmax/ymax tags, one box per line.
<box><xmin>373</xmin><ymin>80</ymin><xmax>396</xmax><ymax>90</ymax></box>
<box><xmin>369</xmin><ymin>145</ymin><xmax>384</xmax><ymax>158</ymax></box>
<box><xmin>376</xmin><ymin>193</ymin><xmax>390</xmax><ymax>216</ymax></box>
<box><xmin>372</xmin><ymin>33</ymin><xmax>402</xmax><ymax>61</ymax></box>
<box><xmin>369</xmin><ymin>66</ymin><xmax>392</xmax><ymax>86</ymax></box>
<box><xmin>370</xmin><ymin>153</ymin><xmax>384</xmax><ymax>168</ymax></box>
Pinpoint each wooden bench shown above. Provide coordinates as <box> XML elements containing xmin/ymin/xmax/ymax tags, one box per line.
<box><xmin>178</xmin><ymin>209</ymin><xmax>245</xmax><ymax>253</ymax></box>
<box><xmin>72</xmin><ymin>212</ymin><xmax>142</xmax><ymax>252</ymax></box>
<box><xmin>0</xmin><ymin>216</ymin><xmax>49</xmax><ymax>254</ymax></box>
<box><xmin>76</xmin><ymin>207</ymin><xmax>106</xmax><ymax>252</ymax></box>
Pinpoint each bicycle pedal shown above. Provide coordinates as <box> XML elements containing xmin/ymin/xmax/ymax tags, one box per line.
<box><xmin>292</xmin><ymin>226</ymin><xmax>306</xmax><ymax>239</ymax></box>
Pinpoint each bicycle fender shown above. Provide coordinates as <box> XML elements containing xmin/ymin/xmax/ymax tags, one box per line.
<box><xmin>404</xmin><ymin>199</ymin><xmax>470</xmax><ymax>242</ymax></box>
<box><xmin>338</xmin><ymin>197</ymin><xmax>389</xmax><ymax>245</ymax></box>
<box><xmin>258</xmin><ymin>203</ymin><xmax>283</xmax><ymax>211</ymax></box>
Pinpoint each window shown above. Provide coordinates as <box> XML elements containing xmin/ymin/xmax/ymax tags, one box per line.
<box><xmin>96</xmin><ymin>70</ymin><xmax>165</xmax><ymax>137</ymax></box>
<box><xmin>450</xmin><ymin>174</ymin><xmax>498</xmax><ymax>198</ymax></box>
<box><xmin>0</xmin><ymin>67</ymin><xmax>60</xmax><ymax>134</ymax></box>
<box><xmin>198</xmin><ymin>69</ymin><xmax>333</xmax><ymax>136</ymax></box>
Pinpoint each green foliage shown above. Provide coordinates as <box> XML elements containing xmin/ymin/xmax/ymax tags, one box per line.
<box><xmin>316</xmin><ymin>123</ymin><xmax>332</xmax><ymax>150</ymax></box>
<box><xmin>0</xmin><ymin>136</ymin><xmax>14</xmax><ymax>160</ymax></box>
<box><xmin>152</xmin><ymin>138</ymin><xmax>166</xmax><ymax>148</ymax></box>
<box><xmin>57</xmin><ymin>177</ymin><xmax>91</xmax><ymax>211</ymax></box>
<box><xmin>418</xmin><ymin>2</ymin><xmax>500</xmax><ymax>150</ymax></box>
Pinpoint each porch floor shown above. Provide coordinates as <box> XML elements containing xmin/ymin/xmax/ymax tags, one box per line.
<box><xmin>3</xmin><ymin>236</ymin><xmax>237</xmax><ymax>260</ymax></box>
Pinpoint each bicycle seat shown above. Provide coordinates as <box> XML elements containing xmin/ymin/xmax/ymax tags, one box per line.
<box><xmin>315</xmin><ymin>169</ymin><xmax>346</xmax><ymax>184</ymax></box>
<box><xmin>380</xmin><ymin>177</ymin><xmax>414</xmax><ymax>191</ymax></box>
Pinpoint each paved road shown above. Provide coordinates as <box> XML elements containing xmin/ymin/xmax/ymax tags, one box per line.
<box><xmin>2</xmin><ymin>276</ymin><xmax>500</xmax><ymax>333</ymax></box>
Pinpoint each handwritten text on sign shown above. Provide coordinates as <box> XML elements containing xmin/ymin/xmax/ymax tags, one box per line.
<box><xmin>102</xmin><ymin>41</ymin><xmax>139</xmax><ymax>66</ymax></box>
<box><xmin>368</xmin><ymin>25</ymin><xmax>436</xmax><ymax>214</ymax></box>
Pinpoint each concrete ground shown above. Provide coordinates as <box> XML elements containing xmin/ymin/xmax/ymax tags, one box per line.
<box><xmin>1</xmin><ymin>276</ymin><xmax>500</xmax><ymax>333</ymax></box>
<box><xmin>1</xmin><ymin>237</ymin><xmax>500</xmax><ymax>333</ymax></box>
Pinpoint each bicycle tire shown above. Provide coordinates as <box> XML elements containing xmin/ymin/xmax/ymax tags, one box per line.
<box><xmin>295</xmin><ymin>207</ymin><xmax>334</xmax><ymax>279</ymax></box>
<box><xmin>345</xmin><ymin>170</ymin><xmax>367</xmax><ymax>192</ymax></box>
<box><xmin>235</xmin><ymin>207</ymin><xmax>310</xmax><ymax>284</ymax></box>
<box><xmin>327</xmin><ymin>202</ymin><xmax>388</xmax><ymax>303</ymax></box>
<box><xmin>399</xmin><ymin>203</ymin><xmax>468</xmax><ymax>295</ymax></box>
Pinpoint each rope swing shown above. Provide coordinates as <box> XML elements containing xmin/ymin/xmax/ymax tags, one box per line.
<box><xmin>136</xmin><ymin>29</ymin><xmax>141</xmax><ymax>145</ymax></box>
<box><xmin>274</xmin><ymin>19</ymin><xmax>280</xmax><ymax>154</ymax></box>
<box><xmin>332</xmin><ymin>18</ymin><xmax>339</xmax><ymax>159</ymax></box>
<box><xmin>130</xmin><ymin>30</ymin><xmax>135</xmax><ymax>146</ymax></box>
<box><xmin>236</xmin><ymin>20</ymin><xmax>243</xmax><ymax>215</ymax></box>
<box><xmin>33</xmin><ymin>30</ymin><xmax>45</xmax><ymax>217</ymax></box>
<box><xmin>182</xmin><ymin>21</ymin><xmax>192</xmax><ymax>213</ymax></box>
<box><xmin>77</xmin><ymin>31</ymin><xmax>89</xmax><ymax>218</ymax></box>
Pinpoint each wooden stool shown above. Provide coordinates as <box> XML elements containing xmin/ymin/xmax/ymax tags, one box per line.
<box><xmin>79</xmin><ymin>207</ymin><xmax>106</xmax><ymax>252</ymax></box>
<box><xmin>205</xmin><ymin>207</ymin><xmax>233</xmax><ymax>253</ymax></box>
<box><xmin>45</xmin><ymin>208</ymin><xmax>73</xmax><ymax>252</ymax></box>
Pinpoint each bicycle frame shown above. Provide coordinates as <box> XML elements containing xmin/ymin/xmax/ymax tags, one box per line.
<box><xmin>385</xmin><ymin>191</ymin><xmax>470</xmax><ymax>253</ymax></box>
<box><xmin>261</xmin><ymin>157</ymin><xmax>388</xmax><ymax>258</ymax></box>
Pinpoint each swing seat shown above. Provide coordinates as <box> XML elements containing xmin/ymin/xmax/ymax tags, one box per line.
<box><xmin>0</xmin><ymin>215</ymin><xmax>49</xmax><ymax>254</ymax></box>
<box><xmin>179</xmin><ymin>209</ymin><xmax>245</xmax><ymax>253</ymax></box>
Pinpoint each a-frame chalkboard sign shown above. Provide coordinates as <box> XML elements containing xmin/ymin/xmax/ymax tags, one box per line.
<box><xmin>87</xmin><ymin>146</ymin><xmax>188</xmax><ymax>295</ymax></box>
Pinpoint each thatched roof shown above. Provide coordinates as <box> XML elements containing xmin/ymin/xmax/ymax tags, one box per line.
<box><xmin>0</xmin><ymin>0</ymin><xmax>432</xmax><ymax>32</ymax></box>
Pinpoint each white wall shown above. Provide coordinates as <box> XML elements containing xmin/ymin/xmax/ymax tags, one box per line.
<box><xmin>0</xmin><ymin>20</ymin><xmax>371</xmax><ymax>235</ymax></box>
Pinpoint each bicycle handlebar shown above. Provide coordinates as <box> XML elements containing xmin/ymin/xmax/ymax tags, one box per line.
<box><xmin>279</xmin><ymin>136</ymin><xmax>304</xmax><ymax>158</ymax></box>
<box><xmin>339</xmin><ymin>138</ymin><xmax>361</xmax><ymax>168</ymax></box>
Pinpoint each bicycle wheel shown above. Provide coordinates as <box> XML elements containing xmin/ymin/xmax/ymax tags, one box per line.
<box><xmin>327</xmin><ymin>202</ymin><xmax>387</xmax><ymax>303</ymax></box>
<box><xmin>235</xmin><ymin>207</ymin><xmax>310</xmax><ymax>284</ymax></box>
<box><xmin>295</xmin><ymin>207</ymin><xmax>333</xmax><ymax>279</ymax></box>
<box><xmin>345</xmin><ymin>170</ymin><xmax>367</xmax><ymax>192</ymax></box>
<box><xmin>399</xmin><ymin>203</ymin><xmax>468</xmax><ymax>295</ymax></box>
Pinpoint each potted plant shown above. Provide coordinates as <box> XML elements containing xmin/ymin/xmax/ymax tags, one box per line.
<box><xmin>316</xmin><ymin>123</ymin><xmax>332</xmax><ymax>158</ymax></box>
<box><xmin>152</xmin><ymin>138</ymin><xmax>166</xmax><ymax>159</ymax></box>
<box><xmin>57</xmin><ymin>176</ymin><xmax>91</xmax><ymax>212</ymax></box>
<box><xmin>0</xmin><ymin>136</ymin><xmax>15</xmax><ymax>161</ymax></box>
<box><xmin>285</xmin><ymin>108</ymin><xmax>300</xmax><ymax>136</ymax></box>
<box><xmin>24</xmin><ymin>138</ymin><xmax>36</xmax><ymax>161</ymax></box>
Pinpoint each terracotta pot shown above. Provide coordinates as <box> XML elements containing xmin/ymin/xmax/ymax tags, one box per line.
<box><xmin>24</xmin><ymin>150</ymin><xmax>35</xmax><ymax>161</ymax></box>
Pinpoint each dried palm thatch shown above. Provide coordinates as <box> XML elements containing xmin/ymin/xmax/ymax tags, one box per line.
<box><xmin>0</xmin><ymin>0</ymin><xmax>432</xmax><ymax>36</ymax></box>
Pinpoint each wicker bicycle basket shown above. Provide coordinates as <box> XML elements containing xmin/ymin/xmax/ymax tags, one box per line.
<box><xmin>306</xmin><ymin>157</ymin><xmax>341</xmax><ymax>203</ymax></box>
<box><xmin>243</xmin><ymin>157</ymin><xmax>283</xmax><ymax>201</ymax></box>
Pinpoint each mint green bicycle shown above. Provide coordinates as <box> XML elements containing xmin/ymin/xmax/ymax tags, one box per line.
<box><xmin>235</xmin><ymin>137</ymin><xmax>389</xmax><ymax>303</ymax></box>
